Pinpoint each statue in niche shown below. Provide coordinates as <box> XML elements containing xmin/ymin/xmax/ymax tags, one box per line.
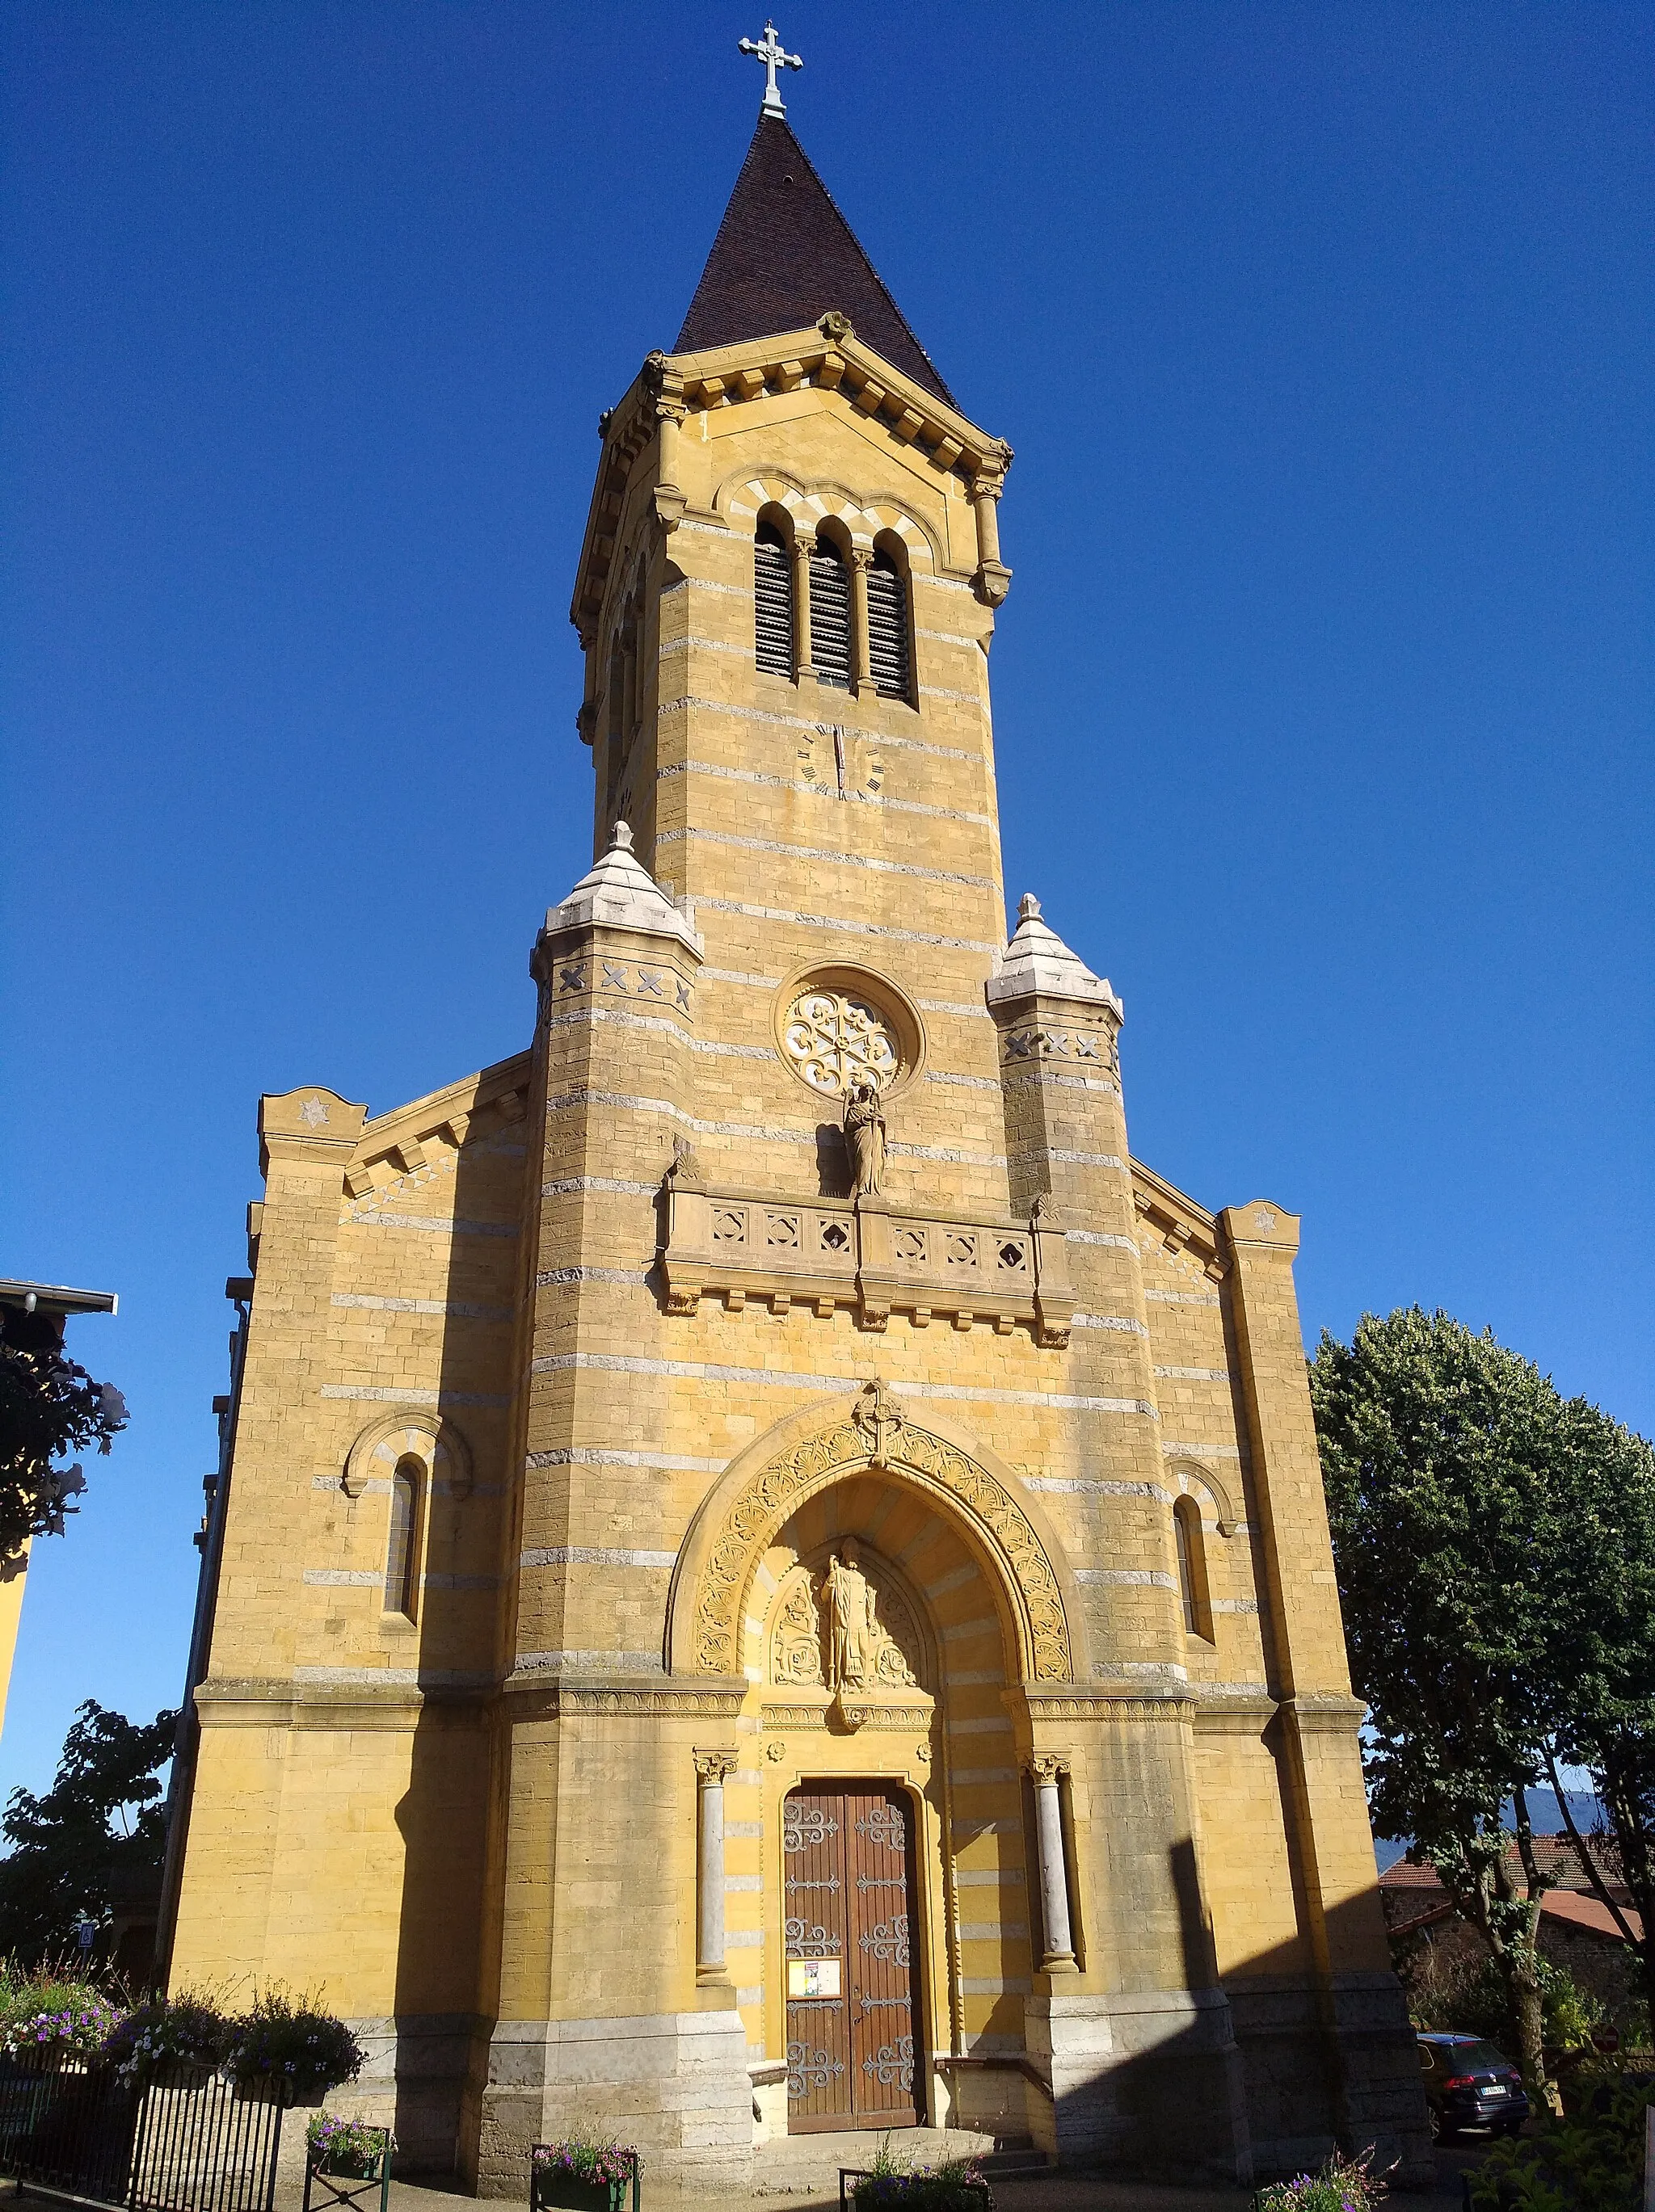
<box><xmin>824</xmin><ymin>1540</ymin><xmax>878</xmax><ymax>1689</ymax></box>
<box><xmin>770</xmin><ymin>1550</ymin><xmax>925</xmax><ymax>1693</ymax></box>
<box><xmin>844</xmin><ymin>1079</ymin><xmax>886</xmax><ymax>1199</ymax></box>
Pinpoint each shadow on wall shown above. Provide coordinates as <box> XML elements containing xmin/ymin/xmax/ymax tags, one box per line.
<box><xmin>1036</xmin><ymin>1846</ymin><xmax>1428</xmax><ymax>2186</ymax></box>
<box><xmin>383</xmin><ymin>1120</ymin><xmax>519</xmax><ymax>2180</ymax></box>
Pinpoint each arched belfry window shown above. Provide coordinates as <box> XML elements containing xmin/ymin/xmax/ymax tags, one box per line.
<box><xmin>809</xmin><ymin>538</ymin><xmax>852</xmax><ymax>688</ymax></box>
<box><xmin>865</xmin><ymin>547</ymin><xmax>911</xmax><ymax>699</ymax></box>
<box><xmin>384</xmin><ymin>1457</ymin><xmax>422</xmax><ymax>1619</ymax></box>
<box><xmin>754</xmin><ymin>522</ymin><xmax>794</xmax><ymax>675</ymax></box>
<box><xmin>1173</xmin><ymin>1494</ymin><xmax>1214</xmax><ymax>1643</ymax></box>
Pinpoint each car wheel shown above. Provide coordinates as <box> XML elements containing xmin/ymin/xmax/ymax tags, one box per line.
<box><xmin>1499</xmin><ymin>2118</ymin><xmax>1524</xmax><ymax>2138</ymax></box>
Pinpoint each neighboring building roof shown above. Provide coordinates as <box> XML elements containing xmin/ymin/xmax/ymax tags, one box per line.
<box><xmin>1541</xmin><ymin>1888</ymin><xmax>1644</xmax><ymax>1943</ymax></box>
<box><xmin>1380</xmin><ymin>1839</ymin><xmax>1632</xmax><ymax>1906</ymax></box>
<box><xmin>0</xmin><ymin>1280</ymin><xmax>117</xmax><ymax>1318</ymax></box>
<box><xmin>1381</xmin><ymin>1859</ymin><xmax>1449</xmax><ymax>1893</ymax></box>
<box><xmin>1381</xmin><ymin>1856</ymin><xmax>1644</xmax><ymax>1945</ymax></box>
<box><xmin>674</xmin><ymin>112</ymin><xmax>954</xmax><ymax>406</ymax></box>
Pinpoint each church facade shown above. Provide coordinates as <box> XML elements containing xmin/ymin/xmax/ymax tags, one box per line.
<box><xmin>163</xmin><ymin>86</ymin><xmax>1430</xmax><ymax>2194</ymax></box>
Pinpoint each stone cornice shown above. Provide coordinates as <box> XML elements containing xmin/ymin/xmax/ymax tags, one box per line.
<box><xmin>501</xmin><ymin>1676</ymin><xmax>749</xmax><ymax>1719</ymax></box>
<box><xmin>1219</xmin><ymin>1198</ymin><xmax>1303</xmax><ymax>1260</ymax></box>
<box><xmin>193</xmin><ymin>1676</ymin><xmax>492</xmax><ymax>1728</ymax></box>
<box><xmin>1131</xmin><ymin>1159</ymin><xmax>1224</xmax><ymax>1282</ymax></box>
<box><xmin>339</xmin><ymin>1053</ymin><xmax>532</xmax><ymax>1201</ymax></box>
<box><xmin>570</xmin><ymin>320</ymin><xmax>1012</xmax><ymax>644</ymax></box>
<box><xmin>1020</xmin><ymin>1688</ymin><xmax>1198</xmax><ymax>1725</ymax></box>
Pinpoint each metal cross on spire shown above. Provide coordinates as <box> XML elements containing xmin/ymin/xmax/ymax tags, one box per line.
<box><xmin>739</xmin><ymin>19</ymin><xmax>802</xmax><ymax>118</ymax></box>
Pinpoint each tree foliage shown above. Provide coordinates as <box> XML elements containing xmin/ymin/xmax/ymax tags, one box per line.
<box><xmin>0</xmin><ymin>1701</ymin><xmax>177</xmax><ymax>1966</ymax></box>
<box><xmin>0</xmin><ymin>1305</ymin><xmax>127</xmax><ymax>1566</ymax></box>
<box><xmin>1542</xmin><ymin>1394</ymin><xmax>1655</xmax><ymax>2023</ymax></box>
<box><xmin>1312</xmin><ymin>1306</ymin><xmax>1655</xmax><ymax>2109</ymax></box>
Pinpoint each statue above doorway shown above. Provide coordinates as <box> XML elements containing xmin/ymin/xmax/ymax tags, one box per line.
<box><xmin>769</xmin><ymin>1541</ymin><xmax>926</xmax><ymax>1693</ymax></box>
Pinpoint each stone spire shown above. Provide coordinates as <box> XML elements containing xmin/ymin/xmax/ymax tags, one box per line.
<box><xmin>543</xmin><ymin>821</ymin><xmax>702</xmax><ymax>956</ymax></box>
<box><xmin>986</xmin><ymin>893</ymin><xmax>1122</xmax><ymax>1016</ymax></box>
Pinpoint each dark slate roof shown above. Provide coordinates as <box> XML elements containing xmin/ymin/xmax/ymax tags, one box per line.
<box><xmin>675</xmin><ymin>113</ymin><xmax>955</xmax><ymax>408</ymax></box>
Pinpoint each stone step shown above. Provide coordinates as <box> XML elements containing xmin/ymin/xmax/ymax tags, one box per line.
<box><xmin>976</xmin><ymin>2144</ymin><xmax>1053</xmax><ymax>2178</ymax></box>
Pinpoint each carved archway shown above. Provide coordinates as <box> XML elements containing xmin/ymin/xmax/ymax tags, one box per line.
<box><xmin>670</xmin><ymin>1388</ymin><xmax>1074</xmax><ymax>1684</ymax></box>
<box><xmin>718</xmin><ymin>470</ymin><xmax>941</xmax><ymax>570</ymax></box>
<box><xmin>340</xmin><ymin>1407</ymin><xmax>473</xmax><ymax>1501</ymax></box>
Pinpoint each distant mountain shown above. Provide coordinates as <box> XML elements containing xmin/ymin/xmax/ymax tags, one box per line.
<box><xmin>1374</xmin><ymin>1788</ymin><xmax>1607</xmax><ymax>1875</ymax></box>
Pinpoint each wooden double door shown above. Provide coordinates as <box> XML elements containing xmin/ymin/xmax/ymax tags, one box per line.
<box><xmin>783</xmin><ymin>1784</ymin><xmax>924</xmax><ymax>2132</ymax></box>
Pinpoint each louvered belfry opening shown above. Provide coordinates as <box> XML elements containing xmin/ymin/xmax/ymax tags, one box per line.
<box><xmin>866</xmin><ymin>549</ymin><xmax>910</xmax><ymax>699</ymax></box>
<box><xmin>809</xmin><ymin>540</ymin><xmax>853</xmax><ymax>688</ymax></box>
<box><xmin>754</xmin><ymin>522</ymin><xmax>794</xmax><ymax>675</ymax></box>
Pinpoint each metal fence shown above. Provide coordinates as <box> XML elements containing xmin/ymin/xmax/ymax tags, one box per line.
<box><xmin>0</xmin><ymin>2051</ymin><xmax>282</xmax><ymax>2212</ymax></box>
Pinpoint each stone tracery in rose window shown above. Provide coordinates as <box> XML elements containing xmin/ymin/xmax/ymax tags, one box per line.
<box><xmin>783</xmin><ymin>990</ymin><xmax>900</xmax><ymax>1098</ymax></box>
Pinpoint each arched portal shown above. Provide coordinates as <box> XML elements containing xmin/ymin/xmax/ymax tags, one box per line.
<box><xmin>667</xmin><ymin>1395</ymin><xmax>1084</xmax><ymax>2142</ymax></box>
<box><xmin>668</xmin><ymin>1386</ymin><xmax>1077</xmax><ymax>1686</ymax></box>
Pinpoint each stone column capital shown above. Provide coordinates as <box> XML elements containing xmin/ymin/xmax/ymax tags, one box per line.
<box><xmin>1029</xmin><ymin>1752</ymin><xmax>1072</xmax><ymax>1783</ymax></box>
<box><xmin>693</xmin><ymin>1747</ymin><xmax>739</xmax><ymax>1785</ymax></box>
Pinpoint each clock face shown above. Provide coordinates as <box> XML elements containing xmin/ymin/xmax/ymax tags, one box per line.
<box><xmin>797</xmin><ymin>725</ymin><xmax>885</xmax><ymax>801</ymax></box>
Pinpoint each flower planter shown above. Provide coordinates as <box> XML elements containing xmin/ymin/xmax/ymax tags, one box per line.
<box><xmin>841</xmin><ymin>2172</ymin><xmax>996</xmax><ymax>2212</ymax></box>
<box><xmin>304</xmin><ymin>2124</ymin><xmax>393</xmax><ymax>2212</ymax></box>
<box><xmin>530</xmin><ymin>2145</ymin><xmax>640</xmax><ymax>2212</ymax></box>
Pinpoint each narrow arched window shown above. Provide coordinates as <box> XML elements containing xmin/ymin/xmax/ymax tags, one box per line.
<box><xmin>384</xmin><ymin>1457</ymin><xmax>422</xmax><ymax>1619</ymax></box>
<box><xmin>866</xmin><ymin>548</ymin><xmax>911</xmax><ymax>699</ymax></box>
<box><xmin>1173</xmin><ymin>1495</ymin><xmax>1214</xmax><ymax>1642</ymax></box>
<box><xmin>754</xmin><ymin>523</ymin><xmax>794</xmax><ymax>675</ymax></box>
<box><xmin>809</xmin><ymin>539</ymin><xmax>852</xmax><ymax>688</ymax></box>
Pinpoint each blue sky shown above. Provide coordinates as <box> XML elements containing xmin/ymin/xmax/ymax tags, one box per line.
<box><xmin>2</xmin><ymin>2</ymin><xmax>1649</xmax><ymax>1804</ymax></box>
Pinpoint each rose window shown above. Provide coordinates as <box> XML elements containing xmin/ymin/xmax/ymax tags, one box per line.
<box><xmin>783</xmin><ymin>990</ymin><xmax>900</xmax><ymax>1098</ymax></box>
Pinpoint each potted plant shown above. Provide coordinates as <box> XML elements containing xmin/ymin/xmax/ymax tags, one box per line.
<box><xmin>842</xmin><ymin>2138</ymin><xmax>994</xmax><ymax>2212</ymax></box>
<box><xmin>227</xmin><ymin>1992</ymin><xmax>364</xmax><ymax>2107</ymax></box>
<box><xmin>100</xmin><ymin>1995</ymin><xmax>230</xmax><ymax>2084</ymax></box>
<box><xmin>1253</xmin><ymin>2147</ymin><xmax>1387</xmax><ymax>2211</ymax></box>
<box><xmin>1</xmin><ymin>1979</ymin><xmax>121</xmax><ymax>2066</ymax></box>
<box><xmin>530</xmin><ymin>2133</ymin><xmax>642</xmax><ymax>2212</ymax></box>
<box><xmin>304</xmin><ymin>2114</ymin><xmax>394</xmax><ymax>2212</ymax></box>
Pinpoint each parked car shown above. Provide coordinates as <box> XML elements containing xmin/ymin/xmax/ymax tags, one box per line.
<box><xmin>1417</xmin><ymin>2033</ymin><xmax>1530</xmax><ymax>2139</ymax></box>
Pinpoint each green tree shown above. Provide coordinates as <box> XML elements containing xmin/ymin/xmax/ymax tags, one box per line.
<box><xmin>0</xmin><ymin>1701</ymin><xmax>177</xmax><ymax>1965</ymax></box>
<box><xmin>1312</xmin><ymin>1308</ymin><xmax>1584</xmax><ymax>2112</ymax></box>
<box><xmin>1539</xmin><ymin>1395</ymin><xmax>1655</xmax><ymax>2026</ymax></box>
<box><xmin>0</xmin><ymin>1304</ymin><xmax>128</xmax><ymax>1566</ymax></box>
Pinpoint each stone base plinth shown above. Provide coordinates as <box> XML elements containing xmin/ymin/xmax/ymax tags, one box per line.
<box><xmin>478</xmin><ymin>2010</ymin><xmax>752</xmax><ymax>2198</ymax></box>
<box><xmin>1228</xmin><ymin>1972</ymin><xmax>1432</xmax><ymax>2186</ymax></box>
<box><xmin>1024</xmin><ymin>1985</ymin><xmax>1252</xmax><ymax>2182</ymax></box>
